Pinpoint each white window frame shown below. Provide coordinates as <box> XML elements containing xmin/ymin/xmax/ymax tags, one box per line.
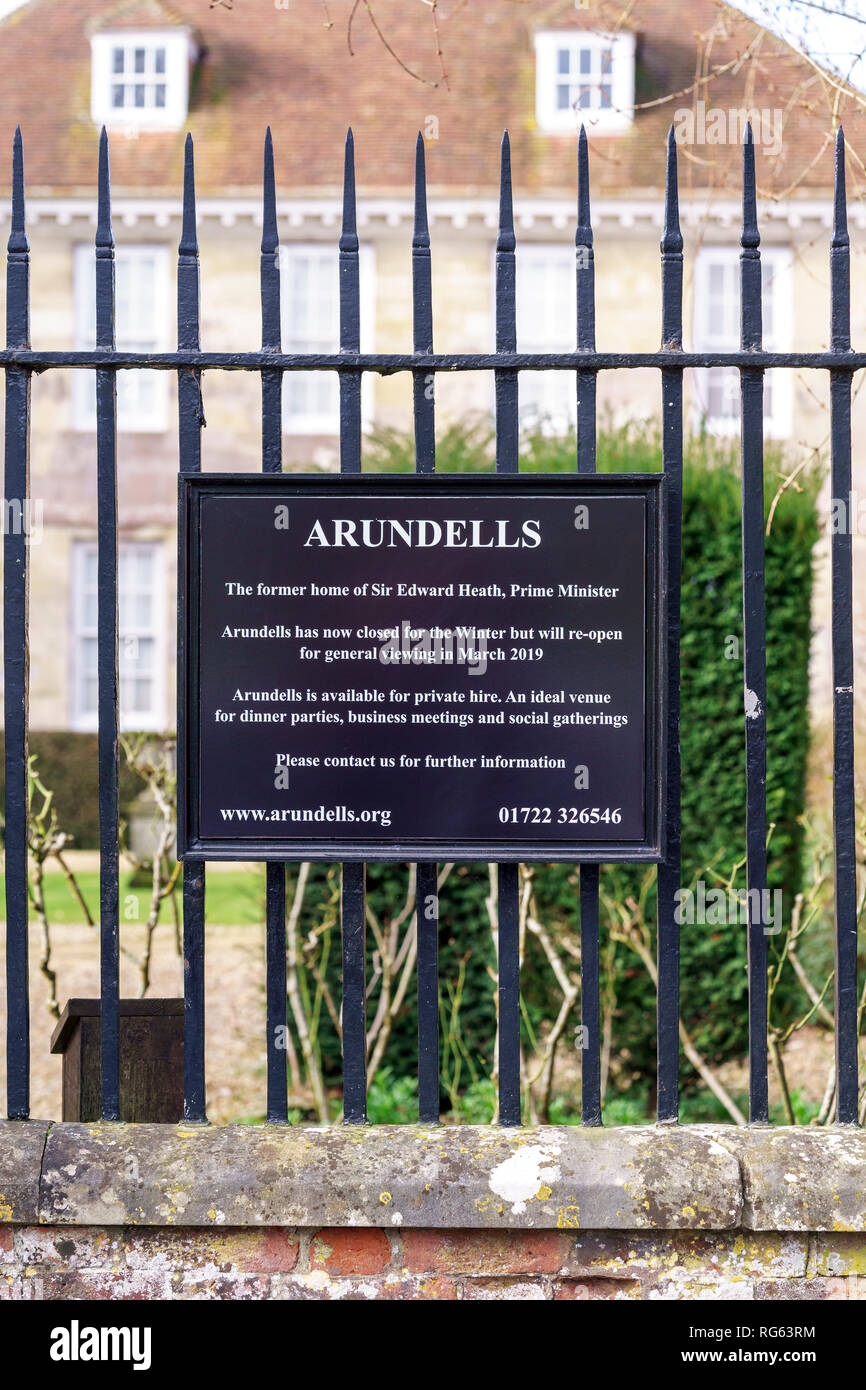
<box><xmin>692</xmin><ymin>245</ymin><xmax>793</xmax><ymax>439</ymax></box>
<box><xmin>73</xmin><ymin>243</ymin><xmax>170</xmax><ymax>433</ymax></box>
<box><xmin>90</xmin><ymin>28</ymin><xmax>196</xmax><ymax>132</ymax></box>
<box><xmin>535</xmin><ymin>30</ymin><xmax>635</xmax><ymax>135</ymax></box>
<box><xmin>515</xmin><ymin>244</ymin><xmax>577</xmax><ymax>434</ymax></box>
<box><xmin>70</xmin><ymin>540</ymin><xmax>166</xmax><ymax>734</ymax></box>
<box><xmin>279</xmin><ymin>243</ymin><xmax>376</xmax><ymax>435</ymax></box>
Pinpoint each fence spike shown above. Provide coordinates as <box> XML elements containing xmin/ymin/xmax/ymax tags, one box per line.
<box><xmin>180</xmin><ymin>132</ymin><xmax>198</xmax><ymax>260</ymax></box>
<box><xmin>576</xmin><ymin>123</ymin><xmax>595</xmax><ymax>357</ymax></box>
<box><xmin>340</xmin><ymin>127</ymin><xmax>358</xmax><ymax>251</ymax></box>
<box><xmin>413</xmin><ymin>130</ymin><xmax>430</xmax><ymax>250</ymax></box>
<box><xmin>262</xmin><ymin>126</ymin><xmax>279</xmax><ymax>257</ymax></box>
<box><xmin>412</xmin><ymin>128</ymin><xmax>435</xmax><ymax>458</ymax></box>
<box><xmin>740</xmin><ymin>123</ymin><xmax>761</xmax><ymax>351</ymax></box>
<box><xmin>832</xmin><ymin>126</ymin><xmax>849</xmax><ymax>250</ymax></box>
<box><xmin>661</xmin><ymin>126</ymin><xmax>683</xmax><ymax>256</ymax></box>
<box><xmin>8</xmin><ymin>127</ymin><xmax>27</xmax><ymax>257</ymax></box>
<box><xmin>661</xmin><ymin>126</ymin><xmax>683</xmax><ymax>351</ymax></box>
<box><xmin>741</xmin><ymin>122</ymin><xmax>759</xmax><ymax>253</ymax></box>
<box><xmin>96</xmin><ymin>128</ymin><xmax>113</xmax><ymax>258</ymax></box>
<box><xmin>576</xmin><ymin>125</ymin><xmax>593</xmax><ymax>248</ymax></box>
<box><xmin>497</xmin><ymin>130</ymin><xmax>515</xmax><ymax>255</ymax></box>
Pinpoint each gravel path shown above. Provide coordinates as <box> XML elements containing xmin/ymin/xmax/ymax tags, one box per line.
<box><xmin>0</xmin><ymin>921</ymin><xmax>269</xmax><ymax>1125</ymax></box>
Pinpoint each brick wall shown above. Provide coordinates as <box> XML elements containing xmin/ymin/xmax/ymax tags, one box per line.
<box><xmin>4</xmin><ymin>1226</ymin><xmax>866</xmax><ymax>1301</ymax></box>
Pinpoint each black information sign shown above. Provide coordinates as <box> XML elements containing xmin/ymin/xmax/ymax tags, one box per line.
<box><xmin>179</xmin><ymin>474</ymin><xmax>665</xmax><ymax>862</ymax></box>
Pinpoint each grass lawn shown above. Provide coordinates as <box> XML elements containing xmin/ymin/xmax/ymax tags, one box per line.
<box><xmin>1</xmin><ymin>866</ymin><xmax>267</xmax><ymax>926</ymax></box>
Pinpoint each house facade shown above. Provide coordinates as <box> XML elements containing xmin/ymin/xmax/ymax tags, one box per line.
<box><xmin>0</xmin><ymin>0</ymin><xmax>863</xmax><ymax>734</ymax></box>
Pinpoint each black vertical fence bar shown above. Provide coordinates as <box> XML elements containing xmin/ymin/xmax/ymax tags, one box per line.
<box><xmin>829</xmin><ymin>128</ymin><xmax>858</xmax><ymax>1124</ymax></box>
<box><xmin>494</xmin><ymin>131</ymin><xmax>521</xmax><ymax>1126</ymax></box>
<box><xmin>413</xmin><ymin>134</ymin><xmax>440</xmax><ymax>1122</ymax></box>
<box><xmin>575</xmin><ymin>126</ymin><xmax>601</xmax><ymax>1126</ymax></box>
<box><xmin>339</xmin><ymin>128</ymin><xmax>367</xmax><ymax>1122</ymax></box>
<box><xmin>339</xmin><ymin>129</ymin><xmax>363</xmax><ymax>475</ymax></box>
<box><xmin>739</xmin><ymin>127</ymin><xmax>769</xmax><ymax>1123</ymax></box>
<box><xmin>657</xmin><ymin>127</ymin><xmax>684</xmax><ymax>1123</ymax></box>
<box><xmin>96</xmin><ymin>129</ymin><xmax>121</xmax><ymax>1121</ymax></box>
<box><xmin>575</xmin><ymin>129</ymin><xmax>597</xmax><ymax>475</ymax></box>
<box><xmin>413</xmin><ymin>133</ymin><xmax>435</xmax><ymax>477</ymax></box>
<box><xmin>261</xmin><ymin>128</ymin><xmax>288</xmax><ymax>1123</ymax></box>
<box><xmin>178</xmin><ymin>133</ymin><xmax>207</xmax><ymax>1122</ymax></box>
<box><xmin>416</xmin><ymin>863</ymin><xmax>439</xmax><ymax>1122</ymax></box>
<box><xmin>4</xmin><ymin>127</ymin><xmax>30</xmax><ymax>1119</ymax></box>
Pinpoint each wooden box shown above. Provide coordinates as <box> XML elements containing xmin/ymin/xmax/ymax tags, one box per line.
<box><xmin>50</xmin><ymin>998</ymin><xmax>184</xmax><ymax>1122</ymax></box>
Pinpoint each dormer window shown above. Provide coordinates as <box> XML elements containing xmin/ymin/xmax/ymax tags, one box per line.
<box><xmin>535</xmin><ymin>30</ymin><xmax>635</xmax><ymax>135</ymax></box>
<box><xmin>90</xmin><ymin>28</ymin><xmax>196</xmax><ymax>130</ymax></box>
<box><xmin>110</xmin><ymin>41</ymin><xmax>168</xmax><ymax>112</ymax></box>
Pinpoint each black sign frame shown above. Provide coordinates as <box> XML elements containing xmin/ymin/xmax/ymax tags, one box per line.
<box><xmin>178</xmin><ymin>472</ymin><xmax>666</xmax><ymax>863</ymax></box>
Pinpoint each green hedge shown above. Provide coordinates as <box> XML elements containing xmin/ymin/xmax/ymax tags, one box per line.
<box><xmin>345</xmin><ymin>420</ymin><xmax>820</xmax><ymax>1091</ymax></box>
<box><xmin>0</xmin><ymin>732</ymin><xmax>144</xmax><ymax>849</ymax></box>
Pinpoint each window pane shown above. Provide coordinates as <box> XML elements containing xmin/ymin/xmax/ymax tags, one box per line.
<box><xmin>155</xmin><ymin>84</ymin><xmax>166</xmax><ymax>108</ymax></box>
<box><xmin>579</xmin><ymin>48</ymin><xmax>592</xmax><ymax>74</ymax></box>
<box><xmin>81</xmin><ymin>636</ymin><xmax>98</xmax><ymax>676</ymax></box>
<box><xmin>134</xmin><ymin>592</ymin><xmax>152</xmax><ymax>627</ymax></box>
<box><xmin>131</xmin><ymin>678</ymin><xmax>153</xmax><ymax>713</ymax></box>
<box><xmin>112</xmin><ymin>84</ymin><xmax>125</xmax><ymax>108</ymax></box>
<box><xmin>154</xmin><ymin>47</ymin><xmax>166</xmax><ymax>74</ymax></box>
<box><xmin>112</xmin><ymin>47</ymin><xmax>125</xmax><ymax>74</ymax></box>
<box><xmin>136</xmin><ymin>548</ymin><xmax>153</xmax><ymax>585</ymax></box>
<box><xmin>556</xmin><ymin>83</ymin><xmax>571</xmax><ymax>111</ymax></box>
<box><xmin>762</xmin><ymin>264</ymin><xmax>775</xmax><ymax>338</ymax></box>
<box><xmin>557</xmin><ymin>48</ymin><xmax>570</xmax><ymax>75</ymax></box>
<box><xmin>126</xmin><ymin>636</ymin><xmax>154</xmax><ymax>675</ymax></box>
<box><xmin>135</xmin><ymin>84</ymin><xmax>145</xmax><ymax>108</ymax></box>
<box><xmin>708</xmin><ymin>263</ymin><xmax>725</xmax><ymax>295</ymax></box>
<box><xmin>134</xmin><ymin>47</ymin><xmax>146</xmax><ymax>73</ymax></box>
<box><xmin>578</xmin><ymin>87</ymin><xmax>591</xmax><ymax>110</ymax></box>
<box><xmin>704</xmin><ymin>366</ymin><xmax>738</xmax><ymax>419</ymax></box>
<box><xmin>600</xmin><ymin>83</ymin><xmax>612</xmax><ymax>108</ymax></box>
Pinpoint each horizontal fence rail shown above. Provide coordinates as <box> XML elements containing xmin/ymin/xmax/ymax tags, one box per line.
<box><xmin>2</xmin><ymin>120</ymin><xmax>861</xmax><ymax>1129</ymax></box>
<box><xmin>2</xmin><ymin>350</ymin><xmax>866</xmax><ymax>370</ymax></box>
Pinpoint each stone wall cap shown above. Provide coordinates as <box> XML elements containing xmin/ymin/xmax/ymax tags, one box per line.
<box><xmin>0</xmin><ymin>1119</ymin><xmax>51</xmax><ymax>1224</ymax></box>
<box><xmin>1</xmin><ymin>1120</ymin><xmax>864</xmax><ymax>1232</ymax></box>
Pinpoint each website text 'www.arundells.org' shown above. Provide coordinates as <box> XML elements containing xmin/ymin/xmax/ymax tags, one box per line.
<box><xmin>219</xmin><ymin>805</ymin><xmax>393</xmax><ymax>828</ymax></box>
